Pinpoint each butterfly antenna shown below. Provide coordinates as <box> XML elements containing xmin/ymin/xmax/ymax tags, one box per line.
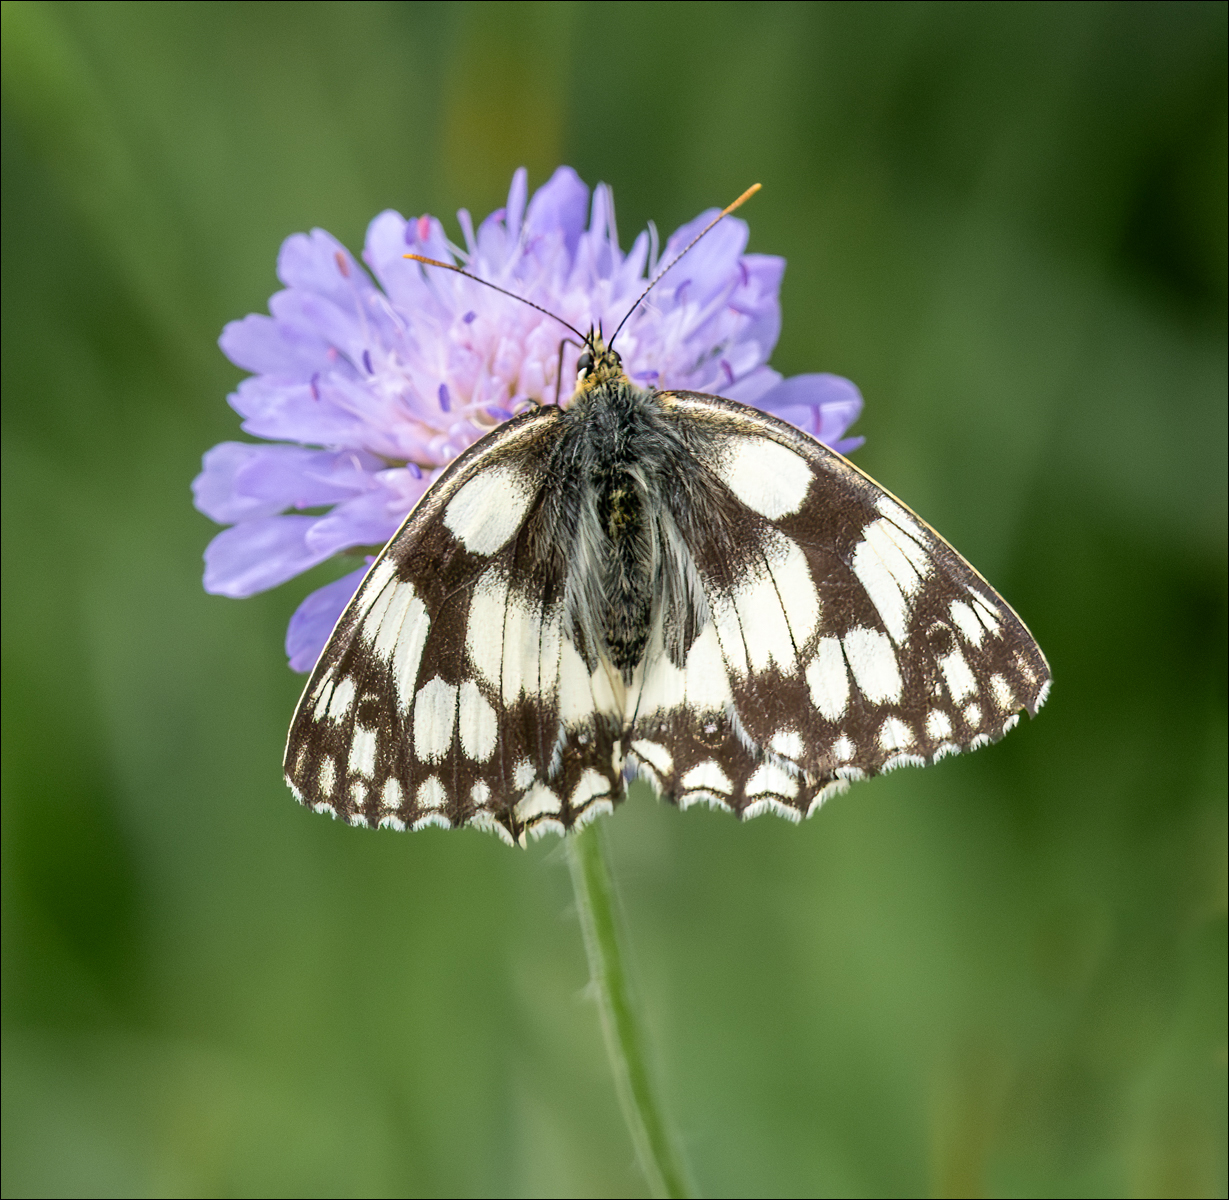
<box><xmin>404</xmin><ymin>254</ymin><xmax>587</xmax><ymax>342</ymax></box>
<box><xmin>610</xmin><ymin>182</ymin><xmax>761</xmax><ymax>347</ymax></box>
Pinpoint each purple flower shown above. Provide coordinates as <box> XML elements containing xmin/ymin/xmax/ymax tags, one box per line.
<box><xmin>194</xmin><ymin>167</ymin><xmax>864</xmax><ymax>671</ymax></box>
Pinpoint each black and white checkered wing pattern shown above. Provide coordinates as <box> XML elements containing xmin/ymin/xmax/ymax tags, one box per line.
<box><xmin>284</xmin><ymin>409</ymin><xmax>623</xmax><ymax>845</ymax></box>
<box><xmin>625</xmin><ymin>391</ymin><xmax>1051</xmax><ymax>820</ymax></box>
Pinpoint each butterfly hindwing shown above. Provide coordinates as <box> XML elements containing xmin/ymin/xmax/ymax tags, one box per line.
<box><xmin>624</xmin><ymin>390</ymin><xmax>1051</xmax><ymax>819</ymax></box>
<box><xmin>284</xmin><ymin>407</ymin><xmax>625</xmax><ymax>843</ymax></box>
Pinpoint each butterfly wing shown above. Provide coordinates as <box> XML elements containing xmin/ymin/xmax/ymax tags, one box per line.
<box><xmin>284</xmin><ymin>407</ymin><xmax>625</xmax><ymax>844</ymax></box>
<box><xmin>625</xmin><ymin>390</ymin><xmax>1051</xmax><ymax>819</ymax></box>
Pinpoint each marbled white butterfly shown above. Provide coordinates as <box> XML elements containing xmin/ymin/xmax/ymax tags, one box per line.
<box><xmin>285</xmin><ymin>188</ymin><xmax>1050</xmax><ymax>845</ymax></box>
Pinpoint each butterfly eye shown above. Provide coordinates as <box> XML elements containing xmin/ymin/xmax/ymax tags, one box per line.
<box><xmin>577</xmin><ymin>352</ymin><xmax>593</xmax><ymax>376</ymax></box>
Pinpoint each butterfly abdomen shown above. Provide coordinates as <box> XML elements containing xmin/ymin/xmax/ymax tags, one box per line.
<box><xmin>599</xmin><ymin>472</ymin><xmax>652</xmax><ymax>675</ymax></box>
<box><xmin>564</xmin><ymin>381</ymin><xmax>670</xmax><ymax>680</ymax></box>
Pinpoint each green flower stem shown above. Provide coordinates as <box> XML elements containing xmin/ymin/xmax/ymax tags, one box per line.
<box><xmin>567</xmin><ymin>821</ymin><xmax>694</xmax><ymax>1199</ymax></box>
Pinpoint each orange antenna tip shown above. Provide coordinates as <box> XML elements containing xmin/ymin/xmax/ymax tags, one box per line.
<box><xmin>404</xmin><ymin>253</ymin><xmax>460</xmax><ymax>270</ymax></box>
<box><xmin>609</xmin><ymin>182</ymin><xmax>764</xmax><ymax>347</ymax></box>
<box><xmin>722</xmin><ymin>182</ymin><xmax>762</xmax><ymax>216</ymax></box>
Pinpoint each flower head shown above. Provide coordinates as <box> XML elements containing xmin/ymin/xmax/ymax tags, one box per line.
<box><xmin>194</xmin><ymin>167</ymin><xmax>864</xmax><ymax>670</ymax></box>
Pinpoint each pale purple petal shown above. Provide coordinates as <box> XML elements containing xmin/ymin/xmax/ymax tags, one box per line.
<box><xmin>365</xmin><ymin>210</ymin><xmax>433</xmax><ymax>309</ymax></box>
<box><xmin>524</xmin><ymin>167</ymin><xmax>590</xmax><ymax>255</ymax></box>
<box><xmin>285</xmin><ymin>565</ymin><xmax>367</xmax><ymax>672</ymax></box>
<box><xmin>303</xmin><ymin>498</ymin><xmax>399</xmax><ymax>558</ymax></box>
<box><xmin>722</xmin><ymin>365</ymin><xmax>783</xmax><ymax>406</ymax></box>
<box><xmin>219</xmin><ymin>311</ymin><xmax>331</xmax><ymax>377</ymax></box>
<box><xmin>302</xmin><ymin>469</ymin><xmax>430</xmax><ymax>557</ymax></box>
<box><xmin>758</xmin><ymin>373</ymin><xmax>864</xmax><ymax>449</ymax></box>
<box><xmin>238</xmin><ymin>446</ymin><xmax>384</xmax><ymax>507</ymax></box>
<box><xmin>505</xmin><ymin>167</ymin><xmax>528</xmax><ymax>240</ymax></box>
<box><xmin>194</xmin><ymin>443</ymin><xmax>382</xmax><ymax>524</ymax></box>
<box><xmin>729</xmin><ymin>254</ymin><xmax>785</xmax><ymax>359</ymax></box>
<box><xmin>193</xmin><ymin>442</ymin><xmax>286</xmax><ymax>523</ymax></box>
<box><xmin>828</xmin><ymin>433</ymin><xmax>866</xmax><ymax>454</ymax></box>
<box><xmin>277</xmin><ymin>229</ymin><xmax>373</xmax><ymax>303</ymax></box>
<box><xmin>229</xmin><ymin>376</ymin><xmax>373</xmax><ymax>447</ymax></box>
<box><xmin>203</xmin><ymin>516</ymin><xmax>333</xmax><ymax>598</ymax></box>
<box><xmin>266</xmin><ymin>290</ymin><xmax>371</xmax><ymax>374</ymax></box>
<box><xmin>659</xmin><ymin>212</ymin><xmax>748</xmax><ymax>303</ymax></box>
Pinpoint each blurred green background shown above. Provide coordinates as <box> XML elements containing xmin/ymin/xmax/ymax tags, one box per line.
<box><xmin>2</xmin><ymin>2</ymin><xmax>1225</xmax><ymax>1196</ymax></box>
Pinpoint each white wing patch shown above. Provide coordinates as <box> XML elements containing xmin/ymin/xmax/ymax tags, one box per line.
<box><xmin>841</xmin><ymin>627</ymin><xmax>903</xmax><ymax>705</ymax></box>
<box><xmin>515</xmin><ymin>783</ymin><xmax>562</xmax><ymax>820</ymax></box>
<box><xmin>770</xmin><ymin>729</ymin><xmax>805</xmax><ymax>760</ymax></box>
<box><xmin>714</xmin><ymin>437</ymin><xmax>812</xmax><ymax>518</ymax></box>
<box><xmin>417</xmin><ymin>776</ymin><xmax>447</xmax><ymax>810</ymax></box>
<box><xmin>348</xmin><ymin>725</ymin><xmax>378</xmax><ymax>777</ymax></box>
<box><xmin>764</xmin><ymin>530</ymin><xmax>820</xmax><ymax>646</ymax></box>
<box><xmin>927</xmin><ymin>709</ymin><xmax>953</xmax><ymax>740</ymax></box>
<box><xmin>392</xmin><ymin>594</ymin><xmax>430</xmax><ymax>710</ymax></box>
<box><xmin>807</xmin><ymin>637</ymin><xmax>850</xmax><ymax>720</ymax></box>
<box><xmin>353</xmin><ymin>559</ymin><xmax>397</xmax><ymax>619</ymax></box>
<box><xmin>318</xmin><ymin>756</ymin><xmax>336</xmax><ymax>798</ymax></box>
<box><xmin>732</xmin><ymin>561</ymin><xmax>796</xmax><ymax>672</ymax></box>
<box><xmin>631</xmin><ymin>739</ymin><xmax>673</xmax><ymax>776</ymax></box>
<box><xmin>465</xmin><ymin>569</ymin><xmax>509</xmax><ymax>687</ymax></box>
<box><xmin>938</xmin><ymin>645</ymin><xmax>978</xmax><ymax>703</ymax></box>
<box><xmin>747</xmin><ymin>761</ymin><xmax>799</xmax><ymax>800</ymax></box>
<box><xmin>444</xmin><ymin>463</ymin><xmax>533</xmax><ymax>555</ymax></box>
<box><xmin>457</xmin><ymin>680</ymin><xmax>498</xmax><ymax>761</ymax></box>
<box><xmin>850</xmin><ymin>516</ymin><xmax>930</xmax><ymax>643</ymax></box>
<box><xmin>635</xmin><ymin>622</ymin><xmax>733</xmax><ymax>723</ymax></box>
<box><xmin>327</xmin><ymin>676</ymin><xmax>356</xmax><ymax>721</ymax></box>
<box><xmin>413</xmin><ymin>677</ymin><xmax>458</xmax><ymax>762</ymax></box>
<box><xmin>949</xmin><ymin>600</ymin><xmax>986</xmax><ymax>648</ymax></box>
<box><xmin>681</xmin><ymin>760</ymin><xmax>733</xmax><ymax>797</ymax></box>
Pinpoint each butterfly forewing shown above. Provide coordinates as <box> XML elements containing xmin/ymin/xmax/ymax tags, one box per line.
<box><xmin>284</xmin><ymin>407</ymin><xmax>625</xmax><ymax>843</ymax></box>
<box><xmin>623</xmin><ymin>391</ymin><xmax>1050</xmax><ymax>819</ymax></box>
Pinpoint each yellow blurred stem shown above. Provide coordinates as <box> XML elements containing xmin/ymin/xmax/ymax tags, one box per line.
<box><xmin>566</xmin><ymin>823</ymin><xmax>694</xmax><ymax>1199</ymax></box>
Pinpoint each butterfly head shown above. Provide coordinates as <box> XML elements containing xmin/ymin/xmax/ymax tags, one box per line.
<box><xmin>573</xmin><ymin>331</ymin><xmax>629</xmax><ymax>397</ymax></box>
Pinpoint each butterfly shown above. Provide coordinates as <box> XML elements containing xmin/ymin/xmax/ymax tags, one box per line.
<box><xmin>284</xmin><ymin>189</ymin><xmax>1050</xmax><ymax>845</ymax></box>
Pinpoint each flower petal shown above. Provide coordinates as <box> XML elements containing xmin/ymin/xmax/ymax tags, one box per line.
<box><xmin>757</xmin><ymin>373</ymin><xmax>864</xmax><ymax>448</ymax></box>
<box><xmin>729</xmin><ymin>253</ymin><xmax>785</xmax><ymax>360</ymax></box>
<box><xmin>194</xmin><ymin>443</ymin><xmax>382</xmax><ymax>524</ymax></box>
<box><xmin>365</xmin><ymin>210</ymin><xmax>437</xmax><ymax>311</ymax></box>
<box><xmin>219</xmin><ymin>310</ymin><xmax>331</xmax><ymax>378</ymax></box>
<box><xmin>828</xmin><ymin>434</ymin><xmax>866</xmax><ymax>455</ymax></box>
<box><xmin>193</xmin><ymin>442</ymin><xmax>285</xmax><ymax>523</ymax></box>
<box><xmin>240</xmin><ymin>446</ymin><xmax>383</xmax><ymax>507</ymax></box>
<box><xmin>229</xmin><ymin>376</ymin><xmax>371</xmax><ymax>447</ymax></box>
<box><xmin>267</xmin><ymin>289</ymin><xmax>378</xmax><ymax>376</ymax></box>
<box><xmin>524</xmin><ymin>167</ymin><xmax>590</xmax><ymax>256</ymax></box>
<box><xmin>505</xmin><ymin>166</ymin><xmax>528</xmax><ymax>241</ymax></box>
<box><xmin>660</xmin><ymin>212</ymin><xmax>749</xmax><ymax>304</ymax></box>
<box><xmin>302</xmin><ymin>468</ymin><xmax>431</xmax><ymax>558</ymax></box>
<box><xmin>285</xmin><ymin>565</ymin><xmax>367</xmax><ymax>672</ymax></box>
<box><xmin>721</xmin><ymin>365</ymin><xmax>783</xmax><ymax>406</ymax></box>
<box><xmin>277</xmin><ymin>229</ymin><xmax>374</xmax><ymax>304</ymax></box>
<box><xmin>203</xmin><ymin>516</ymin><xmax>333</xmax><ymax>598</ymax></box>
<box><xmin>303</xmin><ymin>498</ymin><xmax>398</xmax><ymax>558</ymax></box>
